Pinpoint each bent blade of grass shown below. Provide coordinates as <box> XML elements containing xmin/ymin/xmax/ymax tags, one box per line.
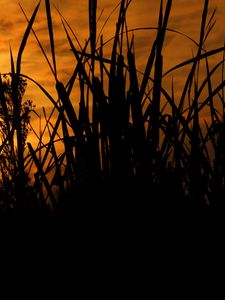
<box><xmin>18</xmin><ymin>73</ymin><xmax>61</xmax><ymax>112</ymax></box>
<box><xmin>163</xmin><ymin>46</ymin><xmax>225</xmax><ymax>77</ymax></box>
<box><xmin>16</xmin><ymin>1</ymin><xmax>41</xmax><ymax>75</ymax></box>
<box><xmin>98</xmin><ymin>27</ymin><xmax>201</xmax><ymax>53</ymax></box>
<box><xmin>45</xmin><ymin>0</ymin><xmax>57</xmax><ymax>79</ymax></box>
<box><xmin>19</xmin><ymin>3</ymin><xmax>55</xmax><ymax>77</ymax></box>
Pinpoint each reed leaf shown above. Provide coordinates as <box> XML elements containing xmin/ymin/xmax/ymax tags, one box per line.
<box><xmin>16</xmin><ymin>1</ymin><xmax>41</xmax><ymax>75</ymax></box>
<box><xmin>45</xmin><ymin>0</ymin><xmax>57</xmax><ymax>79</ymax></box>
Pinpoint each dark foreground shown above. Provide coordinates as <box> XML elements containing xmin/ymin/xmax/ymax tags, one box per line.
<box><xmin>0</xmin><ymin>179</ymin><xmax>224</xmax><ymax>252</ymax></box>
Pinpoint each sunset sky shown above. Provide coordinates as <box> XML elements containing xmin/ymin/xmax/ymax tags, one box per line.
<box><xmin>0</xmin><ymin>0</ymin><xmax>225</xmax><ymax>111</ymax></box>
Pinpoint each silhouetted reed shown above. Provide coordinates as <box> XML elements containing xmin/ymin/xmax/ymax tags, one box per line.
<box><xmin>0</xmin><ymin>0</ymin><xmax>225</xmax><ymax>221</ymax></box>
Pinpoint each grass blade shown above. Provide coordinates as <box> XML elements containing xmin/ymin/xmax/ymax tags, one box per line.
<box><xmin>45</xmin><ymin>0</ymin><xmax>57</xmax><ymax>79</ymax></box>
<box><xmin>16</xmin><ymin>1</ymin><xmax>41</xmax><ymax>75</ymax></box>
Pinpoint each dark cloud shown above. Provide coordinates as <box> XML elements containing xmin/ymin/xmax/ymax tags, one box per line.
<box><xmin>0</xmin><ymin>19</ymin><xmax>16</xmax><ymax>32</ymax></box>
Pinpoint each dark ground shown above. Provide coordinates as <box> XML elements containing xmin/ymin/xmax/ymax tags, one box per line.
<box><xmin>0</xmin><ymin>185</ymin><xmax>222</xmax><ymax>252</ymax></box>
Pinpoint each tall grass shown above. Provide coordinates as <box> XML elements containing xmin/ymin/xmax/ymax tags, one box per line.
<box><xmin>0</xmin><ymin>0</ymin><xmax>225</xmax><ymax>219</ymax></box>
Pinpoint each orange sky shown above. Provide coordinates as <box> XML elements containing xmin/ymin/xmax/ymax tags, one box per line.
<box><xmin>0</xmin><ymin>0</ymin><xmax>225</xmax><ymax>112</ymax></box>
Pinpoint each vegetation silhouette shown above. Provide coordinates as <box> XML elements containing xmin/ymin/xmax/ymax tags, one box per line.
<box><xmin>1</xmin><ymin>0</ymin><xmax>225</xmax><ymax>247</ymax></box>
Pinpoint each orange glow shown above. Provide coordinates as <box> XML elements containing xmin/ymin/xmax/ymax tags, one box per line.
<box><xmin>0</xmin><ymin>0</ymin><xmax>225</xmax><ymax>151</ymax></box>
<box><xmin>0</xmin><ymin>1</ymin><xmax>225</xmax><ymax>103</ymax></box>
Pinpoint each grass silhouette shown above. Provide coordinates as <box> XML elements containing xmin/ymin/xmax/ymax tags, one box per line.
<box><xmin>0</xmin><ymin>0</ymin><xmax>225</xmax><ymax>242</ymax></box>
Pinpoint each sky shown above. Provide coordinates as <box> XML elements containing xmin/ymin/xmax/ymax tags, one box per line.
<box><xmin>0</xmin><ymin>0</ymin><xmax>225</xmax><ymax>112</ymax></box>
